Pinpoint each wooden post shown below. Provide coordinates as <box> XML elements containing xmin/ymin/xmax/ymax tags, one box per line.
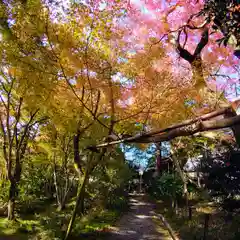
<box><xmin>188</xmin><ymin>206</ymin><xmax>192</xmax><ymax>220</ymax></box>
<box><xmin>203</xmin><ymin>214</ymin><xmax>210</xmax><ymax>240</ymax></box>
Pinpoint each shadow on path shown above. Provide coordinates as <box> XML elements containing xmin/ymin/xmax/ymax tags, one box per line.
<box><xmin>104</xmin><ymin>193</ymin><xmax>172</xmax><ymax>240</ymax></box>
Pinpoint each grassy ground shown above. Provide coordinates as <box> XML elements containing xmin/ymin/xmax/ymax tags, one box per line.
<box><xmin>153</xmin><ymin>198</ymin><xmax>240</xmax><ymax>240</ymax></box>
<box><xmin>0</xmin><ymin>198</ymin><xmax>128</xmax><ymax>240</ymax></box>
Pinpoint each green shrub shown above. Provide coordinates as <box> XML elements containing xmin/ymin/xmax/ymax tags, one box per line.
<box><xmin>0</xmin><ymin>179</ymin><xmax>10</xmax><ymax>203</ymax></box>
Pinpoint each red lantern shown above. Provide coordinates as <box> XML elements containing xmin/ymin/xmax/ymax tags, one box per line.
<box><xmin>226</xmin><ymin>162</ymin><xmax>230</xmax><ymax>167</ymax></box>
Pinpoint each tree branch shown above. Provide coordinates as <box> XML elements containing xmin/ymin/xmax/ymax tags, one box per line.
<box><xmin>177</xmin><ymin>30</ymin><xmax>195</xmax><ymax>63</ymax></box>
<box><xmin>12</xmin><ymin>97</ymin><xmax>23</xmax><ymax>154</ymax></box>
<box><xmin>0</xmin><ymin>114</ymin><xmax>8</xmax><ymax>163</ymax></box>
<box><xmin>193</xmin><ymin>28</ymin><xmax>209</xmax><ymax>57</ymax></box>
<box><xmin>89</xmin><ymin>107</ymin><xmax>237</xmax><ymax>148</ymax></box>
<box><xmin>16</xmin><ymin>109</ymin><xmax>39</xmax><ymax>160</ymax></box>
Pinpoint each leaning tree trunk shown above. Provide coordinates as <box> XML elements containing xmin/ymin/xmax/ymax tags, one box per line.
<box><xmin>64</xmin><ymin>171</ymin><xmax>89</xmax><ymax>240</ymax></box>
<box><xmin>64</xmin><ymin>130</ymin><xmax>87</xmax><ymax>239</ymax></box>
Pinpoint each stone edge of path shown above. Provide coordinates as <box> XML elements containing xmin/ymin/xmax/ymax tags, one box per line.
<box><xmin>153</xmin><ymin>213</ymin><xmax>180</xmax><ymax>240</ymax></box>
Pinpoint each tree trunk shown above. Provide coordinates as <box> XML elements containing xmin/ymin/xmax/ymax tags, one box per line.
<box><xmin>59</xmin><ymin>177</ymin><xmax>73</xmax><ymax>211</ymax></box>
<box><xmin>230</xmin><ymin>122</ymin><xmax>240</xmax><ymax>147</ymax></box>
<box><xmin>8</xmin><ymin>157</ymin><xmax>21</xmax><ymax>221</ymax></box>
<box><xmin>188</xmin><ymin>206</ymin><xmax>192</xmax><ymax>220</ymax></box>
<box><xmin>171</xmin><ymin>152</ymin><xmax>189</xmax><ymax>217</ymax></box>
<box><xmin>171</xmin><ymin>198</ymin><xmax>175</xmax><ymax>209</ymax></box>
<box><xmin>57</xmin><ymin>190</ymin><xmax>67</xmax><ymax>211</ymax></box>
<box><xmin>224</xmin><ymin>110</ymin><xmax>240</xmax><ymax>147</ymax></box>
<box><xmin>191</xmin><ymin>57</ymin><xmax>205</xmax><ymax>92</ymax></box>
<box><xmin>73</xmin><ymin>131</ymin><xmax>83</xmax><ymax>175</ymax></box>
<box><xmin>156</xmin><ymin>142</ymin><xmax>162</xmax><ymax>172</ymax></box>
<box><xmin>53</xmin><ymin>167</ymin><xmax>68</xmax><ymax>211</ymax></box>
<box><xmin>184</xmin><ymin>182</ymin><xmax>189</xmax><ymax>212</ymax></box>
<box><xmin>53</xmin><ymin>165</ymin><xmax>61</xmax><ymax>208</ymax></box>
<box><xmin>203</xmin><ymin>214</ymin><xmax>210</xmax><ymax>240</ymax></box>
<box><xmin>64</xmin><ymin>172</ymin><xmax>89</xmax><ymax>240</ymax></box>
<box><xmin>197</xmin><ymin>175</ymin><xmax>201</xmax><ymax>188</ymax></box>
<box><xmin>58</xmin><ymin>187</ymin><xmax>68</xmax><ymax>211</ymax></box>
<box><xmin>175</xmin><ymin>199</ymin><xmax>178</xmax><ymax>215</ymax></box>
<box><xmin>8</xmin><ymin>180</ymin><xmax>16</xmax><ymax>220</ymax></box>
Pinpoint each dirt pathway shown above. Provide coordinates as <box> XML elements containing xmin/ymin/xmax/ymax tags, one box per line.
<box><xmin>106</xmin><ymin>193</ymin><xmax>173</xmax><ymax>240</ymax></box>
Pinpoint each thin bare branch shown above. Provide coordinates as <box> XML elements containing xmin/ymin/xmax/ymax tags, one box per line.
<box><xmin>16</xmin><ymin>109</ymin><xmax>39</xmax><ymax>159</ymax></box>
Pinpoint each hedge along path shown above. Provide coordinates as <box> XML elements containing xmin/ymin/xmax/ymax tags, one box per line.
<box><xmin>106</xmin><ymin>193</ymin><xmax>179</xmax><ymax>240</ymax></box>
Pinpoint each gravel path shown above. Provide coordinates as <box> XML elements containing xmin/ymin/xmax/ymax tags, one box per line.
<box><xmin>106</xmin><ymin>193</ymin><xmax>172</xmax><ymax>240</ymax></box>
